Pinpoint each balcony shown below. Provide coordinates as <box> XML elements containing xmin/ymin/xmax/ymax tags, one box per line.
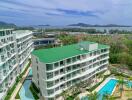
<box><xmin>1</xmin><ymin>56</ymin><xmax>6</xmax><ymax>62</ymax></box>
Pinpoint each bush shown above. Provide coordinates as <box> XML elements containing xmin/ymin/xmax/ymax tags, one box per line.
<box><xmin>15</xmin><ymin>92</ymin><xmax>20</xmax><ymax>99</ymax></box>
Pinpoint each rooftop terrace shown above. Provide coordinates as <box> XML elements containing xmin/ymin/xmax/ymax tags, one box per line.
<box><xmin>32</xmin><ymin>41</ymin><xmax>109</xmax><ymax>63</ymax></box>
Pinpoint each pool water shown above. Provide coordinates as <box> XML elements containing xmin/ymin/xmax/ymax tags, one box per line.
<box><xmin>81</xmin><ymin>79</ymin><xmax>132</xmax><ymax>100</ymax></box>
<box><xmin>19</xmin><ymin>68</ymin><xmax>34</xmax><ymax>100</ymax></box>
<box><xmin>28</xmin><ymin>69</ymin><xmax>32</xmax><ymax>76</ymax></box>
<box><xmin>98</xmin><ymin>79</ymin><xmax>117</xmax><ymax>100</ymax></box>
<box><xmin>127</xmin><ymin>81</ymin><xmax>132</xmax><ymax>88</ymax></box>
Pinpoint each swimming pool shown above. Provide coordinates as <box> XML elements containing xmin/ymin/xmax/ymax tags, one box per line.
<box><xmin>98</xmin><ymin>79</ymin><xmax>117</xmax><ymax>100</ymax></box>
<box><xmin>81</xmin><ymin>79</ymin><xmax>132</xmax><ymax>100</ymax></box>
<box><xmin>19</xmin><ymin>68</ymin><xmax>34</xmax><ymax>100</ymax></box>
<box><xmin>81</xmin><ymin>79</ymin><xmax>117</xmax><ymax>100</ymax></box>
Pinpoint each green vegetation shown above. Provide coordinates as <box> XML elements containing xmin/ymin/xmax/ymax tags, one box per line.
<box><xmin>4</xmin><ymin>59</ymin><xmax>31</xmax><ymax>100</ymax></box>
<box><xmin>29</xmin><ymin>82</ymin><xmax>39</xmax><ymax>100</ymax></box>
<box><xmin>58</xmin><ymin>34</ymin><xmax>132</xmax><ymax>70</ymax></box>
<box><xmin>15</xmin><ymin>91</ymin><xmax>20</xmax><ymax>99</ymax></box>
<box><xmin>117</xmin><ymin>76</ymin><xmax>126</xmax><ymax>97</ymax></box>
<box><xmin>88</xmin><ymin>92</ymin><xmax>99</xmax><ymax>100</ymax></box>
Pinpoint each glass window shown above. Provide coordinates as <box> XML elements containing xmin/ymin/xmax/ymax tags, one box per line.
<box><xmin>47</xmin><ymin>81</ymin><xmax>54</xmax><ymax>88</ymax></box>
<box><xmin>66</xmin><ymin>66</ymin><xmax>71</xmax><ymax>72</ymax></box>
<box><xmin>46</xmin><ymin>64</ymin><xmax>53</xmax><ymax>71</ymax></box>
<box><xmin>55</xmin><ymin>79</ymin><xmax>59</xmax><ymax>84</ymax></box>
<box><xmin>72</xmin><ymin>65</ymin><xmax>77</xmax><ymax>70</ymax></box>
<box><xmin>55</xmin><ymin>71</ymin><xmax>59</xmax><ymax>76</ymax></box>
<box><xmin>67</xmin><ymin>81</ymin><xmax>71</xmax><ymax>87</ymax></box>
<box><xmin>47</xmin><ymin>89</ymin><xmax>54</xmax><ymax>95</ymax></box>
<box><xmin>77</xmin><ymin>56</ymin><xmax>80</xmax><ymax>60</ymax></box>
<box><xmin>55</xmin><ymin>87</ymin><xmax>59</xmax><ymax>91</ymax></box>
<box><xmin>47</xmin><ymin>72</ymin><xmax>53</xmax><ymax>79</ymax></box>
<box><xmin>67</xmin><ymin>58</ymin><xmax>71</xmax><ymax>64</ymax></box>
<box><xmin>72</xmin><ymin>57</ymin><xmax>76</xmax><ymax>62</ymax></box>
<box><xmin>60</xmin><ymin>68</ymin><xmax>64</xmax><ymax>74</ymax></box>
<box><xmin>67</xmin><ymin>74</ymin><xmax>71</xmax><ymax>79</ymax></box>
<box><xmin>54</xmin><ymin>62</ymin><xmax>59</xmax><ymax>68</ymax></box>
<box><xmin>36</xmin><ymin>59</ymin><xmax>38</xmax><ymax>63</ymax></box>
<box><xmin>60</xmin><ymin>61</ymin><xmax>64</xmax><ymax>66</ymax></box>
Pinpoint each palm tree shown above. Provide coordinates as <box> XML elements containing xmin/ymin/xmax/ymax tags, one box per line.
<box><xmin>103</xmin><ymin>93</ymin><xmax>115</xmax><ymax>100</ymax></box>
<box><xmin>88</xmin><ymin>92</ymin><xmax>99</xmax><ymax>100</ymax></box>
<box><xmin>127</xmin><ymin>77</ymin><xmax>132</xmax><ymax>89</ymax></box>
<box><xmin>117</xmin><ymin>76</ymin><xmax>125</xmax><ymax>97</ymax></box>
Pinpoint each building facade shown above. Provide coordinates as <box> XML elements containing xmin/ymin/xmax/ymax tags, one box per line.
<box><xmin>33</xmin><ymin>38</ymin><xmax>56</xmax><ymax>47</ymax></box>
<box><xmin>0</xmin><ymin>29</ymin><xmax>33</xmax><ymax>99</ymax></box>
<box><xmin>32</xmin><ymin>41</ymin><xmax>110</xmax><ymax>100</ymax></box>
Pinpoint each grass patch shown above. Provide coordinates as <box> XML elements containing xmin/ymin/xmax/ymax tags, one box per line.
<box><xmin>30</xmin><ymin>82</ymin><xmax>39</xmax><ymax>100</ymax></box>
<box><xmin>4</xmin><ymin>59</ymin><xmax>31</xmax><ymax>100</ymax></box>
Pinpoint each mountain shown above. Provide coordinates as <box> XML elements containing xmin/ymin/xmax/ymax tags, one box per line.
<box><xmin>68</xmin><ymin>23</ymin><xmax>131</xmax><ymax>27</ymax></box>
<box><xmin>0</xmin><ymin>21</ymin><xmax>16</xmax><ymax>28</ymax></box>
<box><xmin>38</xmin><ymin>24</ymin><xmax>50</xmax><ymax>26</ymax></box>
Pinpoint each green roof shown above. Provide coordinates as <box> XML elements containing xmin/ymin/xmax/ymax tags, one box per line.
<box><xmin>32</xmin><ymin>41</ymin><xmax>109</xmax><ymax>63</ymax></box>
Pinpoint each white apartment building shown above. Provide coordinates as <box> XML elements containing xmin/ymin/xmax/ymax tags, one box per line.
<box><xmin>32</xmin><ymin>41</ymin><xmax>110</xmax><ymax>100</ymax></box>
<box><xmin>0</xmin><ymin>29</ymin><xmax>33</xmax><ymax>99</ymax></box>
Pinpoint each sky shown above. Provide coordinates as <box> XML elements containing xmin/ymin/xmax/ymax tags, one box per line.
<box><xmin>0</xmin><ymin>0</ymin><xmax>132</xmax><ymax>26</ymax></box>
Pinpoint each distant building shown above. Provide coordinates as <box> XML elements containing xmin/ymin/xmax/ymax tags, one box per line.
<box><xmin>31</xmin><ymin>41</ymin><xmax>110</xmax><ymax>100</ymax></box>
<box><xmin>33</xmin><ymin>38</ymin><xmax>57</xmax><ymax>47</ymax></box>
<box><xmin>0</xmin><ymin>29</ymin><xmax>33</xmax><ymax>99</ymax></box>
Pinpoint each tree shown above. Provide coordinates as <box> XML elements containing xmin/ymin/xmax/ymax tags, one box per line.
<box><xmin>88</xmin><ymin>92</ymin><xmax>99</xmax><ymax>100</ymax></box>
<box><xmin>103</xmin><ymin>92</ymin><xmax>115</xmax><ymax>100</ymax></box>
<box><xmin>61</xmin><ymin>90</ymin><xmax>67</xmax><ymax>100</ymax></box>
<box><xmin>117</xmin><ymin>76</ymin><xmax>126</xmax><ymax>97</ymax></box>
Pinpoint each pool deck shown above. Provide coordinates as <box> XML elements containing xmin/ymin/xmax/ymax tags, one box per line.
<box><xmin>10</xmin><ymin>66</ymin><xmax>31</xmax><ymax>100</ymax></box>
<box><xmin>93</xmin><ymin>77</ymin><xmax>116</xmax><ymax>93</ymax></box>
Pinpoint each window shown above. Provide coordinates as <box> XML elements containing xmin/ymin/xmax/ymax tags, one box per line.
<box><xmin>72</xmin><ymin>57</ymin><xmax>76</xmax><ymax>62</ymax></box>
<box><xmin>55</xmin><ymin>87</ymin><xmax>59</xmax><ymax>91</ymax></box>
<box><xmin>60</xmin><ymin>77</ymin><xmax>65</xmax><ymax>82</ymax></box>
<box><xmin>55</xmin><ymin>71</ymin><xmax>59</xmax><ymax>76</ymax></box>
<box><xmin>38</xmin><ymin>81</ymin><xmax>39</xmax><ymax>85</ymax></box>
<box><xmin>60</xmin><ymin>84</ymin><xmax>65</xmax><ymax>89</ymax></box>
<box><xmin>36</xmin><ymin>59</ymin><xmax>38</xmax><ymax>63</ymax></box>
<box><xmin>47</xmin><ymin>81</ymin><xmax>54</xmax><ymax>88</ymax></box>
<box><xmin>55</xmin><ymin>79</ymin><xmax>59</xmax><ymax>84</ymax></box>
<box><xmin>46</xmin><ymin>64</ymin><xmax>53</xmax><ymax>71</ymax></box>
<box><xmin>66</xmin><ymin>66</ymin><xmax>71</xmax><ymax>72</ymax></box>
<box><xmin>0</xmin><ymin>31</ymin><xmax>5</xmax><ymax>36</ymax></box>
<box><xmin>60</xmin><ymin>61</ymin><xmax>64</xmax><ymax>66</ymax></box>
<box><xmin>77</xmin><ymin>56</ymin><xmax>80</xmax><ymax>60</ymax></box>
<box><xmin>72</xmin><ymin>65</ymin><xmax>77</xmax><ymax>70</ymax></box>
<box><xmin>82</xmin><ymin>55</ymin><xmax>86</xmax><ymax>59</ymax></box>
<box><xmin>60</xmin><ymin>68</ymin><xmax>64</xmax><ymax>74</ymax></box>
<box><xmin>37</xmin><ymin>66</ymin><xmax>39</xmax><ymax>71</ymax></box>
<box><xmin>66</xmin><ymin>58</ymin><xmax>71</xmax><ymax>64</ymax></box>
<box><xmin>67</xmin><ymin>81</ymin><xmax>71</xmax><ymax>87</ymax></box>
<box><xmin>47</xmin><ymin>72</ymin><xmax>53</xmax><ymax>79</ymax></box>
<box><xmin>0</xmin><ymin>48</ymin><xmax>3</xmax><ymax>53</ymax></box>
<box><xmin>67</xmin><ymin>74</ymin><xmax>71</xmax><ymax>79</ymax></box>
<box><xmin>37</xmin><ymin>73</ymin><xmax>39</xmax><ymax>78</ymax></box>
<box><xmin>90</xmin><ymin>52</ymin><xmax>92</xmax><ymax>56</ymax></box>
<box><xmin>47</xmin><ymin>89</ymin><xmax>54</xmax><ymax>95</ymax></box>
<box><xmin>54</xmin><ymin>62</ymin><xmax>59</xmax><ymax>68</ymax></box>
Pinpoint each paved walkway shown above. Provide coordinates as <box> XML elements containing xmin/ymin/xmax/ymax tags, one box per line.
<box><xmin>10</xmin><ymin>66</ymin><xmax>31</xmax><ymax>100</ymax></box>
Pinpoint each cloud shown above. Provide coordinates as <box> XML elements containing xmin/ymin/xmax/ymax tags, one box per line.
<box><xmin>0</xmin><ymin>0</ymin><xmax>132</xmax><ymax>25</ymax></box>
